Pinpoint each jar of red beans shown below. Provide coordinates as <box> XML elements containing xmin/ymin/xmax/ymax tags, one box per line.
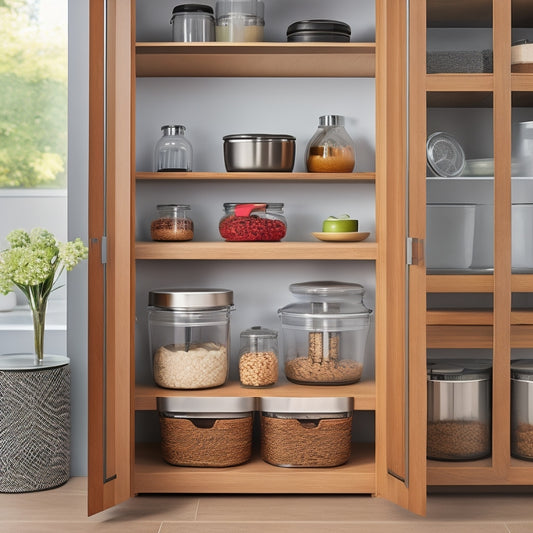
<box><xmin>219</xmin><ymin>203</ymin><xmax>287</xmax><ymax>242</ymax></box>
<box><xmin>151</xmin><ymin>204</ymin><xmax>194</xmax><ymax>241</ymax></box>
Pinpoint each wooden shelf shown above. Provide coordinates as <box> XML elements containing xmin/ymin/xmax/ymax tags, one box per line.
<box><xmin>135</xmin><ymin>241</ymin><xmax>378</xmax><ymax>261</ymax></box>
<box><xmin>135</xmin><ymin>42</ymin><xmax>376</xmax><ymax>78</ymax></box>
<box><xmin>135</xmin><ymin>380</ymin><xmax>376</xmax><ymax>412</ymax></box>
<box><xmin>426</xmin><ymin>74</ymin><xmax>493</xmax><ymax>107</ymax></box>
<box><xmin>427</xmin><ymin>458</ymin><xmax>497</xmax><ymax>486</ymax></box>
<box><xmin>136</xmin><ymin>171</ymin><xmax>376</xmax><ymax>182</ymax></box>
<box><xmin>427</xmin><ymin>274</ymin><xmax>494</xmax><ymax>293</ymax></box>
<box><xmin>427</xmin><ymin>309</ymin><xmax>533</xmax><ymax>325</ymax></box>
<box><xmin>427</xmin><ymin>324</ymin><xmax>533</xmax><ymax>348</ymax></box>
<box><xmin>134</xmin><ymin>443</ymin><xmax>376</xmax><ymax>494</ymax></box>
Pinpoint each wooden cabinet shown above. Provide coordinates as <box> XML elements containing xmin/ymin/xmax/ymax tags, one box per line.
<box><xmin>88</xmin><ymin>0</ymin><xmax>426</xmax><ymax>517</ymax></box>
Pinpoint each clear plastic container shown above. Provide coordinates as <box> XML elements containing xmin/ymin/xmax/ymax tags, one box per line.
<box><xmin>153</xmin><ymin>125</ymin><xmax>193</xmax><ymax>172</ymax></box>
<box><xmin>147</xmin><ymin>289</ymin><xmax>234</xmax><ymax>389</ymax></box>
<box><xmin>238</xmin><ymin>326</ymin><xmax>279</xmax><ymax>388</ymax></box>
<box><xmin>215</xmin><ymin>0</ymin><xmax>264</xmax><ymax>42</ymax></box>
<box><xmin>219</xmin><ymin>203</ymin><xmax>287</xmax><ymax>241</ymax></box>
<box><xmin>278</xmin><ymin>281</ymin><xmax>372</xmax><ymax>385</ymax></box>
<box><xmin>150</xmin><ymin>204</ymin><xmax>194</xmax><ymax>241</ymax></box>
<box><xmin>170</xmin><ymin>4</ymin><xmax>215</xmax><ymax>42</ymax></box>
<box><xmin>511</xmin><ymin>359</ymin><xmax>533</xmax><ymax>461</ymax></box>
<box><xmin>306</xmin><ymin>115</ymin><xmax>356</xmax><ymax>173</ymax></box>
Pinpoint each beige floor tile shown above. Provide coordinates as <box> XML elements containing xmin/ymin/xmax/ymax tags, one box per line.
<box><xmin>507</xmin><ymin>524</ymin><xmax>533</xmax><ymax>533</ymax></box>
<box><xmin>0</xmin><ymin>523</ymin><xmax>162</xmax><ymax>533</ymax></box>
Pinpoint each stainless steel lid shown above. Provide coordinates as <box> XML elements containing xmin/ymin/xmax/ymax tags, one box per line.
<box><xmin>511</xmin><ymin>359</ymin><xmax>533</xmax><ymax>381</ymax></box>
<box><xmin>427</xmin><ymin>359</ymin><xmax>492</xmax><ymax>381</ymax></box>
<box><xmin>259</xmin><ymin>396</ymin><xmax>353</xmax><ymax>413</ymax></box>
<box><xmin>158</xmin><ymin>396</ymin><xmax>255</xmax><ymax>414</ymax></box>
<box><xmin>223</xmin><ymin>134</ymin><xmax>296</xmax><ymax>142</ymax></box>
<box><xmin>319</xmin><ymin>115</ymin><xmax>346</xmax><ymax>127</ymax></box>
<box><xmin>426</xmin><ymin>131</ymin><xmax>465</xmax><ymax>177</ymax></box>
<box><xmin>240</xmin><ymin>326</ymin><xmax>278</xmax><ymax>339</ymax></box>
<box><xmin>290</xmin><ymin>280</ymin><xmax>364</xmax><ymax>298</ymax></box>
<box><xmin>148</xmin><ymin>288</ymin><xmax>233</xmax><ymax>309</ymax></box>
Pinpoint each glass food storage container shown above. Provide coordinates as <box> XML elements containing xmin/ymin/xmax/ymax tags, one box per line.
<box><xmin>238</xmin><ymin>326</ymin><xmax>279</xmax><ymax>388</ymax></box>
<box><xmin>305</xmin><ymin>115</ymin><xmax>356</xmax><ymax>173</ymax></box>
<box><xmin>219</xmin><ymin>203</ymin><xmax>287</xmax><ymax>241</ymax></box>
<box><xmin>148</xmin><ymin>288</ymin><xmax>234</xmax><ymax>389</ymax></box>
<box><xmin>150</xmin><ymin>204</ymin><xmax>194</xmax><ymax>241</ymax></box>
<box><xmin>153</xmin><ymin>125</ymin><xmax>193</xmax><ymax>172</ymax></box>
<box><xmin>170</xmin><ymin>4</ymin><xmax>215</xmax><ymax>42</ymax></box>
<box><xmin>427</xmin><ymin>359</ymin><xmax>492</xmax><ymax>461</ymax></box>
<box><xmin>278</xmin><ymin>281</ymin><xmax>372</xmax><ymax>385</ymax></box>
<box><xmin>511</xmin><ymin>359</ymin><xmax>533</xmax><ymax>460</ymax></box>
<box><xmin>215</xmin><ymin>0</ymin><xmax>264</xmax><ymax>42</ymax></box>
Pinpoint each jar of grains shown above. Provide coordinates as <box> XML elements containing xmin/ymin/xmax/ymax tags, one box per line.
<box><xmin>511</xmin><ymin>359</ymin><xmax>533</xmax><ymax>461</ymax></box>
<box><xmin>148</xmin><ymin>288</ymin><xmax>234</xmax><ymax>389</ymax></box>
<box><xmin>238</xmin><ymin>326</ymin><xmax>279</xmax><ymax>388</ymax></box>
<box><xmin>305</xmin><ymin>115</ymin><xmax>356</xmax><ymax>173</ymax></box>
<box><xmin>278</xmin><ymin>281</ymin><xmax>372</xmax><ymax>385</ymax></box>
<box><xmin>150</xmin><ymin>204</ymin><xmax>194</xmax><ymax>241</ymax></box>
<box><xmin>219</xmin><ymin>203</ymin><xmax>287</xmax><ymax>242</ymax></box>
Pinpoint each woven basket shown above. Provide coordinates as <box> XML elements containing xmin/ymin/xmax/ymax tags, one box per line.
<box><xmin>0</xmin><ymin>360</ymin><xmax>71</xmax><ymax>492</ymax></box>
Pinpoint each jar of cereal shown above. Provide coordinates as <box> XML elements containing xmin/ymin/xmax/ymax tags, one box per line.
<box><xmin>239</xmin><ymin>326</ymin><xmax>279</xmax><ymax>388</ymax></box>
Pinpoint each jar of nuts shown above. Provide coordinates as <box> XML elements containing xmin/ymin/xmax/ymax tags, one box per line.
<box><xmin>151</xmin><ymin>204</ymin><xmax>194</xmax><ymax>241</ymax></box>
<box><xmin>238</xmin><ymin>326</ymin><xmax>279</xmax><ymax>388</ymax></box>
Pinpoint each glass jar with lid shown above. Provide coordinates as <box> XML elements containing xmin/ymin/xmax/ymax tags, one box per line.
<box><xmin>215</xmin><ymin>0</ymin><xmax>264</xmax><ymax>42</ymax></box>
<box><xmin>238</xmin><ymin>326</ymin><xmax>279</xmax><ymax>388</ymax></box>
<box><xmin>150</xmin><ymin>204</ymin><xmax>194</xmax><ymax>241</ymax></box>
<box><xmin>170</xmin><ymin>4</ymin><xmax>215</xmax><ymax>42</ymax></box>
<box><xmin>148</xmin><ymin>288</ymin><xmax>234</xmax><ymax>389</ymax></box>
<box><xmin>154</xmin><ymin>125</ymin><xmax>193</xmax><ymax>172</ymax></box>
<box><xmin>306</xmin><ymin>115</ymin><xmax>356</xmax><ymax>173</ymax></box>
<box><xmin>219</xmin><ymin>203</ymin><xmax>287</xmax><ymax>241</ymax></box>
<box><xmin>511</xmin><ymin>359</ymin><xmax>533</xmax><ymax>460</ymax></box>
<box><xmin>278</xmin><ymin>281</ymin><xmax>372</xmax><ymax>385</ymax></box>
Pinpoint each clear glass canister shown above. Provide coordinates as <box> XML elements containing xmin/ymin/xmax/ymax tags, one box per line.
<box><xmin>239</xmin><ymin>326</ymin><xmax>279</xmax><ymax>388</ymax></box>
<box><xmin>170</xmin><ymin>4</ymin><xmax>215</xmax><ymax>42</ymax></box>
<box><xmin>511</xmin><ymin>359</ymin><xmax>533</xmax><ymax>460</ymax></box>
<box><xmin>278</xmin><ymin>281</ymin><xmax>372</xmax><ymax>385</ymax></box>
<box><xmin>154</xmin><ymin>125</ymin><xmax>193</xmax><ymax>172</ymax></box>
<box><xmin>148</xmin><ymin>288</ymin><xmax>234</xmax><ymax>389</ymax></box>
<box><xmin>427</xmin><ymin>359</ymin><xmax>492</xmax><ymax>460</ymax></box>
<box><xmin>215</xmin><ymin>0</ymin><xmax>264</xmax><ymax>42</ymax></box>
<box><xmin>306</xmin><ymin>115</ymin><xmax>356</xmax><ymax>173</ymax></box>
<box><xmin>219</xmin><ymin>203</ymin><xmax>287</xmax><ymax>241</ymax></box>
<box><xmin>150</xmin><ymin>204</ymin><xmax>194</xmax><ymax>241</ymax></box>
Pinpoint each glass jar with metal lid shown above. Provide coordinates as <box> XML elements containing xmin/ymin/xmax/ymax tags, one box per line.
<box><xmin>238</xmin><ymin>326</ymin><xmax>279</xmax><ymax>388</ymax></box>
<box><xmin>278</xmin><ymin>281</ymin><xmax>372</xmax><ymax>385</ymax></box>
<box><xmin>170</xmin><ymin>4</ymin><xmax>215</xmax><ymax>42</ymax></box>
<box><xmin>153</xmin><ymin>125</ymin><xmax>193</xmax><ymax>172</ymax></box>
<box><xmin>215</xmin><ymin>0</ymin><xmax>264</xmax><ymax>42</ymax></box>
<box><xmin>511</xmin><ymin>359</ymin><xmax>533</xmax><ymax>460</ymax></box>
<box><xmin>427</xmin><ymin>359</ymin><xmax>492</xmax><ymax>460</ymax></box>
<box><xmin>147</xmin><ymin>288</ymin><xmax>234</xmax><ymax>389</ymax></box>
<box><xmin>150</xmin><ymin>204</ymin><xmax>194</xmax><ymax>241</ymax></box>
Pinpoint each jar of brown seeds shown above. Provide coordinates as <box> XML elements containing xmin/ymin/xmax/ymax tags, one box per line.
<box><xmin>151</xmin><ymin>204</ymin><xmax>194</xmax><ymax>241</ymax></box>
<box><xmin>238</xmin><ymin>326</ymin><xmax>278</xmax><ymax>388</ymax></box>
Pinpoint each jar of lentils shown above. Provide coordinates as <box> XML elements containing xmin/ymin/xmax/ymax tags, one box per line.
<box><xmin>150</xmin><ymin>204</ymin><xmax>194</xmax><ymax>241</ymax></box>
<box><xmin>239</xmin><ymin>326</ymin><xmax>279</xmax><ymax>388</ymax></box>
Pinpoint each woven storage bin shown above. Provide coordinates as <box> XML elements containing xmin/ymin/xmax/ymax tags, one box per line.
<box><xmin>427</xmin><ymin>49</ymin><xmax>493</xmax><ymax>73</ymax></box>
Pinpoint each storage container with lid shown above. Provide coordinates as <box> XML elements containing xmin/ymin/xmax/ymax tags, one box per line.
<box><xmin>150</xmin><ymin>204</ymin><xmax>194</xmax><ymax>241</ymax></box>
<box><xmin>511</xmin><ymin>359</ymin><xmax>533</xmax><ymax>460</ymax></box>
<box><xmin>153</xmin><ymin>125</ymin><xmax>193</xmax><ymax>172</ymax></box>
<box><xmin>427</xmin><ymin>359</ymin><xmax>492</xmax><ymax>460</ymax></box>
<box><xmin>215</xmin><ymin>0</ymin><xmax>264</xmax><ymax>42</ymax></box>
<box><xmin>219</xmin><ymin>203</ymin><xmax>287</xmax><ymax>242</ymax></box>
<box><xmin>306</xmin><ymin>115</ymin><xmax>356</xmax><ymax>173</ymax></box>
<box><xmin>278</xmin><ymin>281</ymin><xmax>372</xmax><ymax>385</ymax></box>
<box><xmin>170</xmin><ymin>4</ymin><xmax>215</xmax><ymax>42</ymax></box>
<box><xmin>148</xmin><ymin>288</ymin><xmax>234</xmax><ymax>389</ymax></box>
<box><xmin>238</xmin><ymin>326</ymin><xmax>278</xmax><ymax>388</ymax></box>
<box><xmin>259</xmin><ymin>397</ymin><xmax>353</xmax><ymax>467</ymax></box>
<box><xmin>287</xmin><ymin>19</ymin><xmax>351</xmax><ymax>42</ymax></box>
<box><xmin>158</xmin><ymin>397</ymin><xmax>255</xmax><ymax>466</ymax></box>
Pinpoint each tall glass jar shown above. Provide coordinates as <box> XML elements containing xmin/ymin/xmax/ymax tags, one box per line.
<box><xmin>219</xmin><ymin>203</ymin><xmax>287</xmax><ymax>241</ymax></box>
<box><xmin>215</xmin><ymin>0</ymin><xmax>264</xmax><ymax>42</ymax></box>
<box><xmin>154</xmin><ymin>125</ymin><xmax>193</xmax><ymax>172</ymax></box>
<box><xmin>238</xmin><ymin>326</ymin><xmax>279</xmax><ymax>388</ymax></box>
<box><xmin>150</xmin><ymin>204</ymin><xmax>194</xmax><ymax>241</ymax></box>
<box><xmin>306</xmin><ymin>115</ymin><xmax>356</xmax><ymax>173</ymax></box>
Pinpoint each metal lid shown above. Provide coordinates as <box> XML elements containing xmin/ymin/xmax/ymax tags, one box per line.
<box><xmin>0</xmin><ymin>354</ymin><xmax>70</xmax><ymax>371</ymax></box>
<box><xmin>287</xmin><ymin>19</ymin><xmax>351</xmax><ymax>36</ymax></box>
<box><xmin>427</xmin><ymin>359</ymin><xmax>492</xmax><ymax>381</ymax></box>
<box><xmin>223</xmin><ymin>134</ymin><xmax>296</xmax><ymax>142</ymax></box>
<box><xmin>259</xmin><ymin>396</ymin><xmax>353</xmax><ymax>413</ymax></box>
<box><xmin>158</xmin><ymin>396</ymin><xmax>255</xmax><ymax>414</ymax></box>
<box><xmin>148</xmin><ymin>288</ymin><xmax>233</xmax><ymax>310</ymax></box>
<box><xmin>223</xmin><ymin>202</ymin><xmax>284</xmax><ymax>210</ymax></box>
<box><xmin>172</xmin><ymin>4</ymin><xmax>214</xmax><ymax>15</ymax></box>
<box><xmin>426</xmin><ymin>131</ymin><xmax>465</xmax><ymax>177</ymax></box>
<box><xmin>511</xmin><ymin>359</ymin><xmax>533</xmax><ymax>381</ymax></box>
<box><xmin>156</xmin><ymin>204</ymin><xmax>191</xmax><ymax>210</ymax></box>
<box><xmin>161</xmin><ymin>125</ymin><xmax>186</xmax><ymax>135</ymax></box>
<box><xmin>240</xmin><ymin>326</ymin><xmax>278</xmax><ymax>339</ymax></box>
<box><xmin>319</xmin><ymin>115</ymin><xmax>345</xmax><ymax>127</ymax></box>
<box><xmin>290</xmin><ymin>281</ymin><xmax>364</xmax><ymax>298</ymax></box>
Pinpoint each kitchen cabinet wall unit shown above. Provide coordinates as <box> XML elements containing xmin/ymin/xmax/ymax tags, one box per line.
<box><xmin>88</xmin><ymin>0</ymin><xmax>427</xmax><ymax>517</ymax></box>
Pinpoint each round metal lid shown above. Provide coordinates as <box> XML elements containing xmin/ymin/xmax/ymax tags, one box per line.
<box><xmin>240</xmin><ymin>326</ymin><xmax>278</xmax><ymax>339</ymax></box>
<box><xmin>223</xmin><ymin>134</ymin><xmax>296</xmax><ymax>142</ymax></box>
<box><xmin>287</xmin><ymin>19</ymin><xmax>351</xmax><ymax>36</ymax></box>
<box><xmin>172</xmin><ymin>4</ymin><xmax>214</xmax><ymax>15</ymax></box>
<box><xmin>427</xmin><ymin>358</ymin><xmax>492</xmax><ymax>381</ymax></box>
<box><xmin>0</xmin><ymin>354</ymin><xmax>70</xmax><ymax>370</ymax></box>
<box><xmin>259</xmin><ymin>396</ymin><xmax>353</xmax><ymax>413</ymax></box>
<box><xmin>511</xmin><ymin>359</ymin><xmax>533</xmax><ymax>381</ymax></box>
<box><xmin>290</xmin><ymin>281</ymin><xmax>365</xmax><ymax>297</ymax></box>
<box><xmin>148</xmin><ymin>288</ymin><xmax>233</xmax><ymax>309</ymax></box>
<box><xmin>426</xmin><ymin>131</ymin><xmax>466</xmax><ymax>177</ymax></box>
<box><xmin>158</xmin><ymin>396</ymin><xmax>255</xmax><ymax>414</ymax></box>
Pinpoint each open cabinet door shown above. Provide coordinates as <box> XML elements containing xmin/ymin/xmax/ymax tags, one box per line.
<box><xmin>375</xmin><ymin>0</ymin><xmax>427</xmax><ymax>515</ymax></box>
<box><xmin>88</xmin><ymin>0</ymin><xmax>134</xmax><ymax>515</ymax></box>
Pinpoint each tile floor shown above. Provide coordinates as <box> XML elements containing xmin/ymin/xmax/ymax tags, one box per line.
<box><xmin>0</xmin><ymin>477</ymin><xmax>533</xmax><ymax>532</ymax></box>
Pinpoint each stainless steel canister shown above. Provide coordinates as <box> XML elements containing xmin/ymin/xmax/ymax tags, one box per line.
<box><xmin>511</xmin><ymin>359</ymin><xmax>533</xmax><ymax>460</ymax></box>
<box><xmin>427</xmin><ymin>359</ymin><xmax>492</xmax><ymax>460</ymax></box>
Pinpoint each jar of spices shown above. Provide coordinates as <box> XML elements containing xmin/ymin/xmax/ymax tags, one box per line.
<box><xmin>154</xmin><ymin>125</ymin><xmax>193</xmax><ymax>172</ymax></box>
<box><xmin>306</xmin><ymin>115</ymin><xmax>356</xmax><ymax>173</ymax></box>
<box><xmin>170</xmin><ymin>4</ymin><xmax>215</xmax><ymax>42</ymax></box>
<box><xmin>219</xmin><ymin>203</ymin><xmax>287</xmax><ymax>242</ymax></box>
<box><xmin>239</xmin><ymin>326</ymin><xmax>279</xmax><ymax>388</ymax></box>
<box><xmin>150</xmin><ymin>204</ymin><xmax>194</xmax><ymax>241</ymax></box>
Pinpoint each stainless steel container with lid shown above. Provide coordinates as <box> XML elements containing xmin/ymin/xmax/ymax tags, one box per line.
<box><xmin>259</xmin><ymin>397</ymin><xmax>354</xmax><ymax>467</ymax></box>
<box><xmin>158</xmin><ymin>396</ymin><xmax>255</xmax><ymax>467</ymax></box>
<box><xmin>511</xmin><ymin>359</ymin><xmax>533</xmax><ymax>460</ymax></box>
<box><xmin>170</xmin><ymin>4</ymin><xmax>215</xmax><ymax>42</ymax></box>
<box><xmin>287</xmin><ymin>19</ymin><xmax>351</xmax><ymax>42</ymax></box>
<box><xmin>238</xmin><ymin>326</ymin><xmax>279</xmax><ymax>388</ymax></box>
<box><xmin>427</xmin><ymin>359</ymin><xmax>492</xmax><ymax>460</ymax></box>
<box><xmin>278</xmin><ymin>281</ymin><xmax>372</xmax><ymax>385</ymax></box>
<box><xmin>147</xmin><ymin>288</ymin><xmax>234</xmax><ymax>390</ymax></box>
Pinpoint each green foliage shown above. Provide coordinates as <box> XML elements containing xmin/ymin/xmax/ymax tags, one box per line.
<box><xmin>0</xmin><ymin>0</ymin><xmax>67</xmax><ymax>188</ymax></box>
